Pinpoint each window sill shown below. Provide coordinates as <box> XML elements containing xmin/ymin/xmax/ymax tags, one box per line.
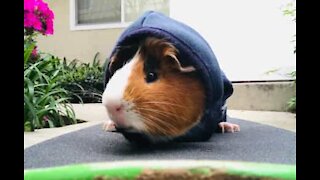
<box><xmin>70</xmin><ymin>22</ymin><xmax>131</xmax><ymax>31</ymax></box>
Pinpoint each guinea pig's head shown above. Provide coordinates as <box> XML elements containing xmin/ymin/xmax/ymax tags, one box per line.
<box><xmin>102</xmin><ymin>37</ymin><xmax>205</xmax><ymax>138</ymax></box>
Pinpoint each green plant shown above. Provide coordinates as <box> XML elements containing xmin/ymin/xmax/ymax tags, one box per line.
<box><xmin>58</xmin><ymin>53</ymin><xmax>106</xmax><ymax>103</ymax></box>
<box><xmin>24</xmin><ymin>41</ymin><xmax>76</xmax><ymax>131</ymax></box>
<box><xmin>24</xmin><ymin>0</ymin><xmax>79</xmax><ymax>131</ymax></box>
<box><xmin>287</xmin><ymin>97</ymin><xmax>296</xmax><ymax>112</ymax></box>
<box><xmin>286</xmin><ymin>70</ymin><xmax>296</xmax><ymax>113</ymax></box>
<box><xmin>283</xmin><ymin>1</ymin><xmax>296</xmax><ymax>113</ymax></box>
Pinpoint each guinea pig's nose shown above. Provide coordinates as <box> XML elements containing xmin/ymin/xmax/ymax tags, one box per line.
<box><xmin>106</xmin><ymin>102</ymin><xmax>124</xmax><ymax>115</ymax></box>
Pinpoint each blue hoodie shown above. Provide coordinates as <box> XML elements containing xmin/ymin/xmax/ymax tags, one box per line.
<box><xmin>104</xmin><ymin>11</ymin><xmax>233</xmax><ymax>143</ymax></box>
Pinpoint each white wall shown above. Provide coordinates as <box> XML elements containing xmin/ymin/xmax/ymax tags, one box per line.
<box><xmin>170</xmin><ymin>0</ymin><xmax>296</xmax><ymax>81</ymax></box>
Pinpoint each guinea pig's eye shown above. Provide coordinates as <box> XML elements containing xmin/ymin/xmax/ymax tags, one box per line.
<box><xmin>145</xmin><ymin>72</ymin><xmax>158</xmax><ymax>83</ymax></box>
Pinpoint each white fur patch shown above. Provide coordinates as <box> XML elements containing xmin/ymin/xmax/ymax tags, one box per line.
<box><xmin>102</xmin><ymin>57</ymin><xmax>145</xmax><ymax>131</ymax></box>
<box><xmin>102</xmin><ymin>59</ymin><xmax>135</xmax><ymax>103</ymax></box>
<box><xmin>125</xmin><ymin>110</ymin><xmax>145</xmax><ymax>131</ymax></box>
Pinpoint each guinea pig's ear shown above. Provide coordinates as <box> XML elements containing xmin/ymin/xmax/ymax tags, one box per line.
<box><xmin>164</xmin><ymin>48</ymin><xmax>196</xmax><ymax>73</ymax></box>
<box><xmin>108</xmin><ymin>52</ymin><xmax>122</xmax><ymax>74</ymax></box>
<box><xmin>109</xmin><ymin>45</ymin><xmax>139</xmax><ymax>74</ymax></box>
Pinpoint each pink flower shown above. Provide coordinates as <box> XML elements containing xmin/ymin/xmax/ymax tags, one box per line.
<box><xmin>24</xmin><ymin>0</ymin><xmax>54</xmax><ymax>35</ymax></box>
<box><xmin>24</xmin><ymin>12</ymin><xmax>42</xmax><ymax>31</ymax></box>
<box><xmin>45</xmin><ymin>19</ymin><xmax>54</xmax><ymax>34</ymax></box>
<box><xmin>24</xmin><ymin>12</ymin><xmax>36</xmax><ymax>28</ymax></box>
<box><xmin>36</xmin><ymin>0</ymin><xmax>49</xmax><ymax>12</ymax></box>
<box><xmin>43</xmin><ymin>115</ymin><xmax>49</xmax><ymax>121</ymax></box>
<box><xmin>24</xmin><ymin>0</ymin><xmax>35</xmax><ymax>12</ymax></box>
<box><xmin>31</xmin><ymin>46</ymin><xmax>38</xmax><ymax>57</ymax></box>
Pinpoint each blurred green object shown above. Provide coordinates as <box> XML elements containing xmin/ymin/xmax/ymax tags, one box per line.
<box><xmin>24</xmin><ymin>160</ymin><xmax>296</xmax><ymax>180</ymax></box>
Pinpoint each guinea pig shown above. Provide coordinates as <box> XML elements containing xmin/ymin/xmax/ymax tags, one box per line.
<box><xmin>102</xmin><ymin>37</ymin><xmax>240</xmax><ymax>143</ymax></box>
<box><xmin>103</xmin><ymin>37</ymin><xmax>206</xmax><ymax>138</ymax></box>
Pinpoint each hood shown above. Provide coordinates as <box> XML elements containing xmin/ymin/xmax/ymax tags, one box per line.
<box><xmin>104</xmin><ymin>11</ymin><xmax>233</xmax><ymax>142</ymax></box>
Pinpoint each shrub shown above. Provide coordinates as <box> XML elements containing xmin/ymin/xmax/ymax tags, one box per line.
<box><xmin>58</xmin><ymin>53</ymin><xmax>106</xmax><ymax>103</ymax></box>
<box><xmin>24</xmin><ymin>0</ymin><xmax>77</xmax><ymax>131</ymax></box>
<box><xmin>24</xmin><ymin>42</ymin><xmax>76</xmax><ymax>131</ymax></box>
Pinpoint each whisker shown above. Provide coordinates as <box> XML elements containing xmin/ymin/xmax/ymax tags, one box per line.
<box><xmin>142</xmin><ymin>113</ymin><xmax>179</xmax><ymax>132</ymax></box>
<box><xmin>133</xmin><ymin>108</ymin><xmax>180</xmax><ymax>135</ymax></box>
<box><xmin>130</xmin><ymin>94</ymin><xmax>145</xmax><ymax>102</ymax></box>
<box><xmin>128</xmin><ymin>87</ymin><xmax>135</xmax><ymax>96</ymax></box>
<box><xmin>141</xmin><ymin>91</ymin><xmax>189</xmax><ymax>96</ymax></box>
<box><xmin>134</xmin><ymin>107</ymin><xmax>182</xmax><ymax>120</ymax></box>
<box><xmin>142</xmin><ymin>117</ymin><xmax>170</xmax><ymax>135</ymax></box>
<box><xmin>139</xmin><ymin>101</ymin><xmax>185</xmax><ymax>108</ymax></box>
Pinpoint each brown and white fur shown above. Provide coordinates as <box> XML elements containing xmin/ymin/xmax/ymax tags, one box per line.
<box><xmin>102</xmin><ymin>37</ymin><xmax>239</xmax><ymax>138</ymax></box>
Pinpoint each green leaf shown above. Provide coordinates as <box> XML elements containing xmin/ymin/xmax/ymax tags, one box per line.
<box><xmin>47</xmin><ymin>119</ymin><xmax>55</xmax><ymax>128</ymax></box>
<box><xmin>70</xmin><ymin>83</ymin><xmax>85</xmax><ymax>91</ymax></box>
<box><xmin>24</xmin><ymin>78</ymin><xmax>35</xmax><ymax>98</ymax></box>
<box><xmin>24</xmin><ymin>43</ymin><xmax>35</xmax><ymax>65</ymax></box>
<box><xmin>36</xmin><ymin>107</ymin><xmax>59</xmax><ymax>118</ymax></box>
<box><xmin>59</xmin><ymin>104</ymin><xmax>76</xmax><ymax>124</ymax></box>
<box><xmin>34</xmin><ymin>83</ymin><xmax>48</xmax><ymax>88</ymax></box>
<box><xmin>71</xmin><ymin>92</ymin><xmax>84</xmax><ymax>104</ymax></box>
<box><xmin>24</xmin><ymin>61</ymin><xmax>42</xmax><ymax>77</ymax></box>
<box><xmin>36</xmin><ymin>89</ymin><xmax>68</xmax><ymax>106</ymax></box>
<box><xmin>24</xmin><ymin>94</ymin><xmax>40</xmax><ymax>129</ymax></box>
<box><xmin>24</xmin><ymin>121</ymin><xmax>33</xmax><ymax>132</ymax></box>
<box><xmin>55</xmin><ymin>97</ymin><xmax>71</xmax><ymax>104</ymax></box>
<box><xmin>93</xmin><ymin>52</ymin><xmax>100</xmax><ymax>67</ymax></box>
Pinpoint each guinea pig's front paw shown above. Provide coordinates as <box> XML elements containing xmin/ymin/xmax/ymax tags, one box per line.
<box><xmin>218</xmin><ymin>122</ymin><xmax>240</xmax><ymax>133</ymax></box>
<box><xmin>102</xmin><ymin>120</ymin><xmax>117</xmax><ymax>132</ymax></box>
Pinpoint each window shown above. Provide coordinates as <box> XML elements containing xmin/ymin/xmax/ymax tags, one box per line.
<box><xmin>70</xmin><ymin>0</ymin><xmax>170</xmax><ymax>30</ymax></box>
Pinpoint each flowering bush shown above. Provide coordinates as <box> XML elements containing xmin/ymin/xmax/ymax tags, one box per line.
<box><xmin>24</xmin><ymin>0</ymin><xmax>54</xmax><ymax>36</ymax></box>
<box><xmin>24</xmin><ymin>0</ymin><xmax>78</xmax><ymax>131</ymax></box>
<box><xmin>24</xmin><ymin>0</ymin><xmax>54</xmax><ymax>63</ymax></box>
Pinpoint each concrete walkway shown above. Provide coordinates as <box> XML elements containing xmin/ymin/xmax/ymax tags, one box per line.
<box><xmin>24</xmin><ymin>104</ymin><xmax>296</xmax><ymax>149</ymax></box>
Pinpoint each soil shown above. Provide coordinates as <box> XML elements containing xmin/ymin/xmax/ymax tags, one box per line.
<box><xmin>93</xmin><ymin>168</ymin><xmax>280</xmax><ymax>180</ymax></box>
<box><xmin>42</xmin><ymin>117</ymin><xmax>86</xmax><ymax>129</ymax></box>
<box><xmin>136</xmin><ymin>169</ymin><xmax>279</xmax><ymax>180</ymax></box>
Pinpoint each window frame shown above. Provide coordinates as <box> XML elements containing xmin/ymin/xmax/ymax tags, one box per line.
<box><xmin>70</xmin><ymin>0</ymin><xmax>170</xmax><ymax>31</ymax></box>
<box><xmin>70</xmin><ymin>0</ymin><xmax>129</xmax><ymax>31</ymax></box>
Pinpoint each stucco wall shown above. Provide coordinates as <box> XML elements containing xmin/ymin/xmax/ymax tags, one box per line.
<box><xmin>227</xmin><ymin>82</ymin><xmax>296</xmax><ymax>111</ymax></box>
<box><xmin>36</xmin><ymin>0</ymin><xmax>124</xmax><ymax>63</ymax></box>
